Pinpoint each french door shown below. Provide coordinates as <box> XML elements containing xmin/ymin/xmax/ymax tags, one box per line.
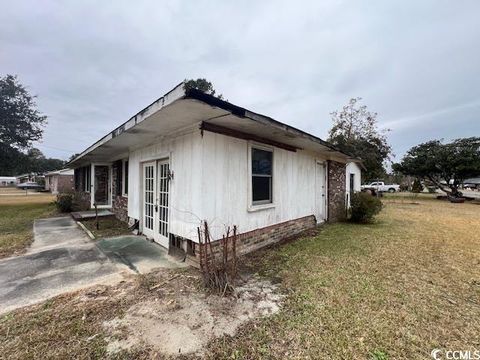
<box><xmin>142</xmin><ymin>159</ymin><xmax>170</xmax><ymax>248</ymax></box>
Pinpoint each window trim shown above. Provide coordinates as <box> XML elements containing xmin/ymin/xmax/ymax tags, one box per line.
<box><xmin>84</xmin><ymin>165</ymin><xmax>91</xmax><ymax>193</ymax></box>
<box><xmin>248</xmin><ymin>143</ymin><xmax>275</xmax><ymax>211</ymax></box>
<box><xmin>122</xmin><ymin>159</ymin><xmax>129</xmax><ymax>197</ymax></box>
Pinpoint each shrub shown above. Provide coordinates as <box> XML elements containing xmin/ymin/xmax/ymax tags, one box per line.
<box><xmin>350</xmin><ymin>192</ymin><xmax>383</xmax><ymax>223</ymax></box>
<box><xmin>71</xmin><ymin>191</ymin><xmax>90</xmax><ymax>211</ymax></box>
<box><xmin>411</xmin><ymin>179</ymin><xmax>423</xmax><ymax>193</ymax></box>
<box><xmin>55</xmin><ymin>193</ymin><xmax>74</xmax><ymax>213</ymax></box>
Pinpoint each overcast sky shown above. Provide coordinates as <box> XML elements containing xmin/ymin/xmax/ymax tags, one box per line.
<box><xmin>1</xmin><ymin>1</ymin><xmax>479</xmax><ymax>161</ymax></box>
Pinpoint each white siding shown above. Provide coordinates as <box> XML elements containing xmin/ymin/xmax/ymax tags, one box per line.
<box><xmin>199</xmin><ymin>131</ymin><xmax>325</xmax><ymax>240</ymax></box>
<box><xmin>128</xmin><ymin>130</ymin><xmax>204</xmax><ymax>241</ymax></box>
<box><xmin>346</xmin><ymin>162</ymin><xmax>362</xmax><ymax>207</ymax></box>
<box><xmin>128</xmin><ymin>129</ymin><xmax>328</xmax><ymax>243</ymax></box>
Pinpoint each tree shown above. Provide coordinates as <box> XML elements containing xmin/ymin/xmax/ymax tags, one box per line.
<box><xmin>0</xmin><ymin>75</ymin><xmax>47</xmax><ymax>149</ymax></box>
<box><xmin>184</xmin><ymin>78</ymin><xmax>223</xmax><ymax>99</ymax></box>
<box><xmin>25</xmin><ymin>148</ymin><xmax>65</xmax><ymax>173</ymax></box>
<box><xmin>0</xmin><ymin>75</ymin><xmax>49</xmax><ymax>175</ymax></box>
<box><xmin>392</xmin><ymin>137</ymin><xmax>480</xmax><ymax>197</ymax></box>
<box><xmin>328</xmin><ymin>97</ymin><xmax>392</xmax><ymax>181</ymax></box>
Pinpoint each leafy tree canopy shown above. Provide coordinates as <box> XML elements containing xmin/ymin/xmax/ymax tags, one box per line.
<box><xmin>184</xmin><ymin>78</ymin><xmax>223</xmax><ymax>99</ymax></box>
<box><xmin>328</xmin><ymin>97</ymin><xmax>392</xmax><ymax>181</ymax></box>
<box><xmin>0</xmin><ymin>74</ymin><xmax>47</xmax><ymax>149</ymax></box>
<box><xmin>392</xmin><ymin>137</ymin><xmax>480</xmax><ymax>196</ymax></box>
<box><xmin>0</xmin><ymin>145</ymin><xmax>65</xmax><ymax>176</ymax></box>
<box><xmin>0</xmin><ymin>74</ymin><xmax>64</xmax><ymax>176</ymax></box>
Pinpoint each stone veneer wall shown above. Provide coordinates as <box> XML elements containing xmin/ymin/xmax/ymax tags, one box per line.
<box><xmin>327</xmin><ymin>160</ymin><xmax>346</xmax><ymax>222</ymax></box>
<box><xmin>190</xmin><ymin>215</ymin><xmax>317</xmax><ymax>268</ymax></box>
<box><xmin>111</xmin><ymin>161</ymin><xmax>128</xmax><ymax>222</ymax></box>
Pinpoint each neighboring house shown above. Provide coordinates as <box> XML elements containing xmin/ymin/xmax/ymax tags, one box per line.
<box><xmin>345</xmin><ymin>161</ymin><xmax>363</xmax><ymax>207</ymax></box>
<box><xmin>68</xmin><ymin>82</ymin><xmax>361</xmax><ymax>263</ymax></box>
<box><xmin>45</xmin><ymin>169</ymin><xmax>74</xmax><ymax>194</ymax></box>
<box><xmin>0</xmin><ymin>177</ymin><xmax>17</xmax><ymax>187</ymax></box>
<box><xmin>16</xmin><ymin>173</ymin><xmax>44</xmax><ymax>185</ymax></box>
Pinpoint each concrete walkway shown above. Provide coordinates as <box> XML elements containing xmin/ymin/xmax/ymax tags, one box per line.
<box><xmin>0</xmin><ymin>217</ymin><xmax>185</xmax><ymax>314</ymax></box>
<box><xmin>0</xmin><ymin>216</ymin><xmax>121</xmax><ymax>314</ymax></box>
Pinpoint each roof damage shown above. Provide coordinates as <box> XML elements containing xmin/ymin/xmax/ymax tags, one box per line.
<box><xmin>68</xmin><ymin>82</ymin><xmax>356</xmax><ymax>167</ymax></box>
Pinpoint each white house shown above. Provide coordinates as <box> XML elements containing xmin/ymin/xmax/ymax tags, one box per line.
<box><xmin>346</xmin><ymin>161</ymin><xmax>363</xmax><ymax>207</ymax></box>
<box><xmin>68</xmin><ymin>82</ymin><xmax>361</xmax><ymax>263</ymax></box>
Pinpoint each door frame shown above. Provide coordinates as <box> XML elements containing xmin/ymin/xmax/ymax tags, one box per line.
<box><xmin>142</xmin><ymin>161</ymin><xmax>157</xmax><ymax>240</ymax></box>
<box><xmin>154</xmin><ymin>158</ymin><xmax>170</xmax><ymax>248</ymax></box>
<box><xmin>90</xmin><ymin>163</ymin><xmax>113</xmax><ymax>209</ymax></box>
<box><xmin>315</xmin><ymin>160</ymin><xmax>327</xmax><ymax>223</ymax></box>
<box><xmin>141</xmin><ymin>158</ymin><xmax>170</xmax><ymax>249</ymax></box>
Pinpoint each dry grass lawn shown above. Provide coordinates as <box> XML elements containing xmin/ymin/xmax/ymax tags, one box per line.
<box><xmin>207</xmin><ymin>199</ymin><xmax>480</xmax><ymax>359</ymax></box>
<box><xmin>0</xmin><ymin>188</ymin><xmax>56</xmax><ymax>258</ymax></box>
<box><xmin>0</xmin><ymin>198</ymin><xmax>479</xmax><ymax>359</ymax></box>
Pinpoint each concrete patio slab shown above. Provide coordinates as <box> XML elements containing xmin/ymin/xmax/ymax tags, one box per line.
<box><xmin>96</xmin><ymin>236</ymin><xmax>186</xmax><ymax>274</ymax></box>
<box><xmin>71</xmin><ymin>209</ymin><xmax>114</xmax><ymax>220</ymax></box>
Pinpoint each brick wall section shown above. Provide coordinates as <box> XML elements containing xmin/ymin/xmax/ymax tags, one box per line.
<box><xmin>111</xmin><ymin>161</ymin><xmax>128</xmax><ymax>222</ymax></box>
<box><xmin>72</xmin><ymin>167</ymin><xmax>91</xmax><ymax>210</ymax></box>
<box><xmin>327</xmin><ymin>160</ymin><xmax>346</xmax><ymax>222</ymax></box>
<box><xmin>57</xmin><ymin>175</ymin><xmax>74</xmax><ymax>193</ymax></box>
<box><xmin>191</xmin><ymin>215</ymin><xmax>316</xmax><ymax>268</ymax></box>
<box><xmin>74</xmin><ymin>167</ymin><xmax>85</xmax><ymax>192</ymax></box>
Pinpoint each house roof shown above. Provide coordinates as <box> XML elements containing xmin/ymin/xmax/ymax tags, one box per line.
<box><xmin>45</xmin><ymin>169</ymin><xmax>74</xmax><ymax>176</ymax></box>
<box><xmin>68</xmin><ymin>82</ymin><xmax>355</xmax><ymax>168</ymax></box>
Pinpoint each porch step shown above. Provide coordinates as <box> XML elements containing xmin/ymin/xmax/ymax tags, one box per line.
<box><xmin>71</xmin><ymin>209</ymin><xmax>115</xmax><ymax>221</ymax></box>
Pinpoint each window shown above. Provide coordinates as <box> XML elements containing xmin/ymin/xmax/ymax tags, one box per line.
<box><xmin>84</xmin><ymin>165</ymin><xmax>91</xmax><ymax>193</ymax></box>
<box><xmin>251</xmin><ymin>147</ymin><xmax>273</xmax><ymax>205</ymax></box>
<box><xmin>123</xmin><ymin>160</ymin><xmax>129</xmax><ymax>196</ymax></box>
<box><xmin>350</xmin><ymin>173</ymin><xmax>355</xmax><ymax>194</ymax></box>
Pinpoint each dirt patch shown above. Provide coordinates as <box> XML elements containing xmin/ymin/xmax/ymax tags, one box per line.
<box><xmin>103</xmin><ymin>275</ymin><xmax>284</xmax><ymax>356</ymax></box>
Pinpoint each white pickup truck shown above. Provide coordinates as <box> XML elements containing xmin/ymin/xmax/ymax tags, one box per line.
<box><xmin>361</xmin><ymin>181</ymin><xmax>400</xmax><ymax>193</ymax></box>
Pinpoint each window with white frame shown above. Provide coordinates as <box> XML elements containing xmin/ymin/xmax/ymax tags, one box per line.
<box><xmin>123</xmin><ymin>160</ymin><xmax>129</xmax><ymax>196</ymax></box>
<box><xmin>251</xmin><ymin>146</ymin><xmax>273</xmax><ymax>205</ymax></box>
<box><xmin>84</xmin><ymin>165</ymin><xmax>91</xmax><ymax>193</ymax></box>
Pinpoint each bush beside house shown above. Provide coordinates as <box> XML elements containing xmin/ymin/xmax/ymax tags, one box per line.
<box><xmin>349</xmin><ymin>192</ymin><xmax>383</xmax><ymax>223</ymax></box>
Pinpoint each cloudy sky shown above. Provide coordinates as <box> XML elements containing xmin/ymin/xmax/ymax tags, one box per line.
<box><xmin>1</xmin><ymin>0</ymin><xmax>479</xmax><ymax>161</ymax></box>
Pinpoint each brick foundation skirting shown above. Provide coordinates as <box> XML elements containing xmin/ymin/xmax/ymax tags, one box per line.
<box><xmin>191</xmin><ymin>215</ymin><xmax>317</xmax><ymax>267</ymax></box>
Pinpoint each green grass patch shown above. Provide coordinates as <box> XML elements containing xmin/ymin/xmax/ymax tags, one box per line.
<box><xmin>0</xmin><ymin>200</ymin><xmax>56</xmax><ymax>258</ymax></box>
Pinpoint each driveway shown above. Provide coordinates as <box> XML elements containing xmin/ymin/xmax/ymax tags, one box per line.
<box><xmin>0</xmin><ymin>216</ymin><xmax>183</xmax><ymax>314</ymax></box>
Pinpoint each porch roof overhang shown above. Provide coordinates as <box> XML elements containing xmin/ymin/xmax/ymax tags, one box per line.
<box><xmin>67</xmin><ymin>83</ymin><xmax>354</xmax><ymax>168</ymax></box>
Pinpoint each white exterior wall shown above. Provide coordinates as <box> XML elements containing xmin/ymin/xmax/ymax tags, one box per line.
<box><xmin>128</xmin><ymin>130</ymin><xmax>204</xmax><ymax>241</ymax></box>
<box><xmin>128</xmin><ymin>129</ymin><xmax>328</xmax><ymax>243</ymax></box>
<box><xmin>346</xmin><ymin>162</ymin><xmax>362</xmax><ymax>206</ymax></box>
<box><xmin>199</xmin><ymin>131</ymin><xmax>324</xmax><ymax>240</ymax></box>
